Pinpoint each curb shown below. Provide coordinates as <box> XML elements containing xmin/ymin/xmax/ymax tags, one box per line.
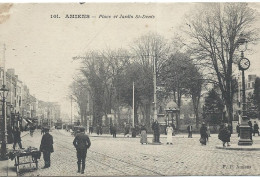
<box><xmin>216</xmin><ymin>144</ymin><xmax>260</xmax><ymax>151</ymax></box>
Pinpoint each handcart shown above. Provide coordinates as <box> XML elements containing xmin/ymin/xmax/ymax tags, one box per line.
<box><xmin>8</xmin><ymin>147</ymin><xmax>41</xmax><ymax>175</ymax></box>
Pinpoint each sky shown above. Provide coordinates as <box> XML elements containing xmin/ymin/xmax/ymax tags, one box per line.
<box><xmin>0</xmin><ymin>2</ymin><xmax>260</xmax><ymax>117</ymax></box>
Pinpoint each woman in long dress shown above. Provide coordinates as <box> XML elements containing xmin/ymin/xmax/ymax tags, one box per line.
<box><xmin>218</xmin><ymin>123</ymin><xmax>231</xmax><ymax>147</ymax></box>
<box><xmin>166</xmin><ymin>125</ymin><xmax>173</xmax><ymax>145</ymax></box>
<box><xmin>140</xmin><ymin>124</ymin><xmax>147</xmax><ymax>144</ymax></box>
<box><xmin>200</xmin><ymin>123</ymin><xmax>208</xmax><ymax>145</ymax></box>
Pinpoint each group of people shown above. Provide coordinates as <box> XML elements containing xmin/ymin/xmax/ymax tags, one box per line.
<box><xmin>39</xmin><ymin>126</ymin><xmax>91</xmax><ymax>174</ymax></box>
<box><xmin>11</xmin><ymin>125</ymin><xmax>91</xmax><ymax>175</ymax></box>
<box><xmin>199</xmin><ymin>122</ymin><xmax>231</xmax><ymax>146</ymax></box>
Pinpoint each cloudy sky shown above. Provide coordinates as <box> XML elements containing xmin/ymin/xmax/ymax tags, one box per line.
<box><xmin>0</xmin><ymin>2</ymin><xmax>260</xmax><ymax>117</ymax></box>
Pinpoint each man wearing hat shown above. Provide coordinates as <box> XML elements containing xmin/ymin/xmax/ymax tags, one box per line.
<box><xmin>40</xmin><ymin>127</ymin><xmax>54</xmax><ymax>168</ymax></box>
<box><xmin>73</xmin><ymin>127</ymin><xmax>91</xmax><ymax>174</ymax></box>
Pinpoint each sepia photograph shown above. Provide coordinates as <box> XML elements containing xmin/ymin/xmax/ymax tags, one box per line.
<box><xmin>0</xmin><ymin>1</ymin><xmax>260</xmax><ymax>176</ymax></box>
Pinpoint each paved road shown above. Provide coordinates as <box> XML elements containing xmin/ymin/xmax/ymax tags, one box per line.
<box><xmin>2</xmin><ymin>129</ymin><xmax>260</xmax><ymax>176</ymax></box>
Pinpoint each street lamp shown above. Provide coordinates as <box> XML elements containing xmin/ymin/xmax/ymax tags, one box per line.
<box><xmin>0</xmin><ymin>83</ymin><xmax>9</xmax><ymax>160</ymax></box>
<box><xmin>237</xmin><ymin>34</ymin><xmax>252</xmax><ymax>146</ymax></box>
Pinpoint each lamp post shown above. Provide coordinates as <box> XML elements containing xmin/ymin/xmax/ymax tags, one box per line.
<box><xmin>0</xmin><ymin>44</ymin><xmax>9</xmax><ymax>160</ymax></box>
<box><xmin>237</xmin><ymin>34</ymin><xmax>252</xmax><ymax>146</ymax></box>
<box><xmin>153</xmin><ymin>54</ymin><xmax>157</xmax><ymax>122</ymax></box>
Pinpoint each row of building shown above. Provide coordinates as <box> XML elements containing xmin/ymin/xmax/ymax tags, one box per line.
<box><xmin>0</xmin><ymin>68</ymin><xmax>61</xmax><ymax>139</ymax></box>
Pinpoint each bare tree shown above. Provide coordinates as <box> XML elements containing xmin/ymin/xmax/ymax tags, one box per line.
<box><xmin>185</xmin><ymin>3</ymin><xmax>258</xmax><ymax>123</ymax></box>
<box><xmin>131</xmin><ymin>32</ymin><xmax>170</xmax><ymax>126</ymax></box>
<box><xmin>69</xmin><ymin>77</ymin><xmax>89</xmax><ymax>126</ymax></box>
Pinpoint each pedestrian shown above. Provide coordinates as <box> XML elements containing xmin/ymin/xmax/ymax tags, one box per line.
<box><xmin>134</xmin><ymin>124</ymin><xmax>139</xmax><ymax>136</ymax></box>
<box><xmin>152</xmin><ymin>120</ymin><xmax>160</xmax><ymax>143</ymax></box>
<box><xmin>228</xmin><ymin>123</ymin><xmax>233</xmax><ymax>134</ymax></box>
<box><xmin>41</xmin><ymin>127</ymin><xmax>45</xmax><ymax>135</ymax></box>
<box><xmin>236</xmin><ymin>123</ymin><xmax>240</xmax><ymax>137</ymax></box>
<box><xmin>40</xmin><ymin>127</ymin><xmax>54</xmax><ymax>168</ymax></box>
<box><xmin>166</xmin><ymin>125</ymin><xmax>173</xmax><ymax>144</ymax></box>
<box><xmin>218</xmin><ymin>123</ymin><xmax>231</xmax><ymax>147</ymax></box>
<box><xmin>30</xmin><ymin>124</ymin><xmax>35</xmax><ymax>137</ymax></box>
<box><xmin>112</xmin><ymin>124</ymin><xmax>117</xmax><ymax>138</ymax></box>
<box><xmin>171</xmin><ymin>123</ymin><xmax>176</xmax><ymax>136</ymax></box>
<box><xmin>207</xmin><ymin>124</ymin><xmax>211</xmax><ymax>138</ymax></box>
<box><xmin>187</xmin><ymin>124</ymin><xmax>192</xmax><ymax>138</ymax></box>
<box><xmin>100</xmin><ymin>125</ymin><xmax>103</xmax><ymax>135</ymax></box>
<box><xmin>89</xmin><ymin>125</ymin><xmax>93</xmax><ymax>134</ymax></box>
<box><xmin>199</xmin><ymin>123</ymin><xmax>208</xmax><ymax>145</ymax></box>
<box><xmin>12</xmin><ymin>126</ymin><xmax>23</xmax><ymax>150</ymax></box>
<box><xmin>253</xmin><ymin>121</ymin><xmax>259</xmax><ymax>136</ymax></box>
<box><xmin>124</xmin><ymin>123</ymin><xmax>130</xmax><ymax>137</ymax></box>
<box><xmin>140</xmin><ymin>124</ymin><xmax>147</xmax><ymax>144</ymax></box>
<box><xmin>248</xmin><ymin>120</ymin><xmax>253</xmax><ymax>140</ymax></box>
<box><xmin>73</xmin><ymin>127</ymin><xmax>91</xmax><ymax>174</ymax></box>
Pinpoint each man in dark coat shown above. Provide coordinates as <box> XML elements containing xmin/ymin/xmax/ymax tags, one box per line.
<box><xmin>152</xmin><ymin>120</ymin><xmax>160</xmax><ymax>143</ymax></box>
<box><xmin>236</xmin><ymin>123</ymin><xmax>240</xmax><ymax>137</ymax></box>
<box><xmin>248</xmin><ymin>120</ymin><xmax>253</xmax><ymax>140</ymax></box>
<box><xmin>112</xmin><ymin>124</ymin><xmax>117</xmax><ymax>138</ymax></box>
<box><xmin>253</xmin><ymin>121</ymin><xmax>259</xmax><ymax>136</ymax></box>
<box><xmin>200</xmin><ymin>123</ymin><xmax>208</xmax><ymax>145</ymax></box>
<box><xmin>12</xmin><ymin>126</ymin><xmax>23</xmax><ymax>150</ymax></box>
<box><xmin>40</xmin><ymin>128</ymin><xmax>54</xmax><ymax>168</ymax></box>
<box><xmin>187</xmin><ymin>124</ymin><xmax>192</xmax><ymax>138</ymax></box>
<box><xmin>73</xmin><ymin>127</ymin><xmax>91</xmax><ymax>174</ymax></box>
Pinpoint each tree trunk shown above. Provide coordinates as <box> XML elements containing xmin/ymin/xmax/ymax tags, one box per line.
<box><xmin>134</xmin><ymin>102</ymin><xmax>139</xmax><ymax>126</ymax></box>
<box><xmin>145</xmin><ymin>103</ymin><xmax>151</xmax><ymax>127</ymax></box>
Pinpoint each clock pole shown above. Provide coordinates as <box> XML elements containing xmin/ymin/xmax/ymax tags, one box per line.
<box><xmin>237</xmin><ymin>42</ymin><xmax>252</xmax><ymax>146</ymax></box>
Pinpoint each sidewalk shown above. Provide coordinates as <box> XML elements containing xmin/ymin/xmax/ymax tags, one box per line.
<box><xmin>86</xmin><ymin>131</ymin><xmax>215</xmax><ymax>138</ymax></box>
<box><xmin>0</xmin><ymin>131</ymin><xmax>29</xmax><ymax>177</ymax></box>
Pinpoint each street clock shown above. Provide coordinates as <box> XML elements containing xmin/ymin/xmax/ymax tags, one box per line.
<box><xmin>239</xmin><ymin>58</ymin><xmax>250</xmax><ymax>70</ymax></box>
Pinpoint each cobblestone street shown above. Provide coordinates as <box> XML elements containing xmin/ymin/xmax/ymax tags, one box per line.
<box><xmin>1</xmin><ymin>129</ymin><xmax>260</xmax><ymax>176</ymax></box>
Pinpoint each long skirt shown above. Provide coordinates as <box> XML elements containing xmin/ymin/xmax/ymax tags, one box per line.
<box><xmin>167</xmin><ymin>133</ymin><xmax>173</xmax><ymax>143</ymax></box>
<box><xmin>140</xmin><ymin>130</ymin><xmax>147</xmax><ymax>144</ymax></box>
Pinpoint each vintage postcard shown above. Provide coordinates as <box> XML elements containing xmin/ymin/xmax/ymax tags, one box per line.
<box><xmin>0</xmin><ymin>2</ymin><xmax>260</xmax><ymax>176</ymax></box>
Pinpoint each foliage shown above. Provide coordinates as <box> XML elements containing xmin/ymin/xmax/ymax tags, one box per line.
<box><xmin>203</xmin><ymin>88</ymin><xmax>224</xmax><ymax>125</ymax></box>
<box><xmin>185</xmin><ymin>3</ymin><xmax>258</xmax><ymax>123</ymax></box>
<box><xmin>159</xmin><ymin>52</ymin><xmax>203</xmax><ymax>129</ymax></box>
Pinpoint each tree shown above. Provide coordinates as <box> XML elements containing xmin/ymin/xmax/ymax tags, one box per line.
<box><xmin>69</xmin><ymin>77</ymin><xmax>89</xmax><ymax>126</ymax></box>
<box><xmin>186</xmin><ymin>3</ymin><xmax>258</xmax><ymax>123</ymax></box>
<box><xmin>185</xmin><ymin>64</ymin><xmax>203</xmax><ymax>128</ymax></box>
<box><xmin>79</xmin><ymin>52</ymin><xmax>109</xmax><ymax>126</ymax></box>
<box><xmin>203</xmin><ymin>88</ymin><xmax>224</xmax><ymax>125</ymax></box>
<box><xmin>103</xmin><ymin>49</ymin><xmax>131</xmax><ymax>124</ymax></box>
<box><xmin>131</xmin><ymin>32</ymin><xmax>170</xmax><ymax>127</ymax></box>
<box><xmin>160</xmin><ymin>52</ymin><xmax>200</xmax><ymax>129</ymax></box>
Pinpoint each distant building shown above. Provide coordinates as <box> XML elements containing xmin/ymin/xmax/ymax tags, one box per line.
<box><xmin>245</xmin><ymin>74</ymin><xmax>257</xmax><ymax>97</ymax></box>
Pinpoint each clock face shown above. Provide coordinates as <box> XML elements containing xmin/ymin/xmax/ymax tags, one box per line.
<box><xmin>239</xmin><ymin>58</ymin><xmax>250</xmax><ymax>70</ymax></box>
